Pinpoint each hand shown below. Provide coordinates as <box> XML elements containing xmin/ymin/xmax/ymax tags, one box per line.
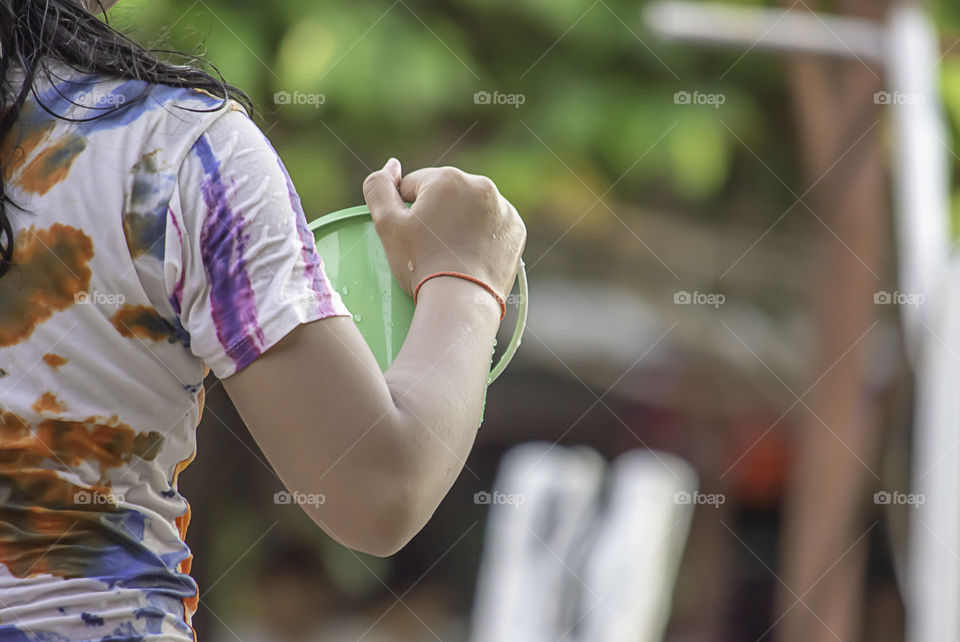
<box><xmin>362</xmin><ymin>159</ymin><xmax>526</xmax><ymax>302</ymax></box>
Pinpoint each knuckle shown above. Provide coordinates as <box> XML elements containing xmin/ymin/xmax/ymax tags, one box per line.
<box><xmin>435</xmin><ymin>166</ymin><xmax>462</xmax><ymax>183</ymax></box>
<box><xmin>429</xmin><ymin>167</ymin><xmax>469</xmax><ymax>198</ymax></box>
<box><xmin>476</xmin><ymin>175</ymin><xmax>498</xmax><ymax>197</ymax></box>
<box><xmin>362</xmin><ymin>171</ymin><xmax>382</xmax><ymax>193</ymax></box>
<box><xmin>464</xmin><ymin>175</ymin><xmax>499</xmax><ymax>209</ymax></box>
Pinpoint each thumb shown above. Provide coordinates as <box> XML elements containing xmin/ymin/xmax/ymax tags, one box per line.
<box><xmin>363</xmin><ymin>158</ymin><xmax>404</xmax><ymax>225</ymax></box>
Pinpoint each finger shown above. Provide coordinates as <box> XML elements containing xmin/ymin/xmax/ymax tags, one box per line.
<box><xmin>398</xmin><ymin>167</ymin><xmax>447</xmax><ymax>203</ymax></box>
<box><xmin>363</xmin><ymin>158</ymin><xmax>404</xmax><ymax>225</ymax></box>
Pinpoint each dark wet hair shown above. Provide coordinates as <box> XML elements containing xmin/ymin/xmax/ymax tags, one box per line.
<box><xmin>0</xmin><ymin>0</ymin><xmax>253</xmax><ymax>278</ymax></box>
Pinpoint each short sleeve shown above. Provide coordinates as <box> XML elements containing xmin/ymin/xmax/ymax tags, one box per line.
<box><xmin>164</xmin><ymin>109</ymin><xmax>351</xmax><ymax>378</ymax></box>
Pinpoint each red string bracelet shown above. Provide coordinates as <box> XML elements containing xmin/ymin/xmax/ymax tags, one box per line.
<box><xmin>414</xmin><ymin>271</ymin><xmax>506</xmax><ymax>320</ymax></box>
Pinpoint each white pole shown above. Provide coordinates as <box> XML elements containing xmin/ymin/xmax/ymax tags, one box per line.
<box><xmin>905</xmin><ymin>262</ymin><xmax>960</xmax><ymax>642</ymax></box>
<box><xmin>884</xmin><ymin>3</ymin><xmax>952</xmax><ymax>360</ymax></box>
<box><xmin>886</xmin><ymin>7</ymin><xmax>959</xmax><ymax>642</ymax></box>
<box><xmin>643</xmin><ymin>1</ymin><xmax>884</xmax><ymax>61</ymax></box>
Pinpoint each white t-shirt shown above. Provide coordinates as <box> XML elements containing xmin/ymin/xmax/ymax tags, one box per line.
<box><xmin>0</xmin><ymin>65</ymin><xmax>350</xmax><ymax>641</ymax></box>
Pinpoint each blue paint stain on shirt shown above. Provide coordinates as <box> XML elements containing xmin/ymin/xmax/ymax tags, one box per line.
<box><xmin>81</xmin><ymin>612</ymin><xmax>106</xmax><ymax>627</ymax></box>
<box><xmin>34</xmin><ymin>76</ymin><xmax>224</xmax><ymax>137</ymax></box>
<box><xmin>0</xmin><ymin>627</ymin><xmax>72</xmax><ymax>641</ymax></box>
<box><xmin>146</xmin><ymin>592</ymin><xmax>191</xmax><ymax>635</ymax></box>
<box><xmin>101</xmin><ymin>507</ymin><xmax>146</xmax><ymax>541</ymax></box>
<box><xmin>134</xmin><ymin>606</ymin><xmax>165</xmax><ymax>635</ymax></box>
<box><xmin>124</xmin><ymin>156</ymin><xmax>178</xmax><ymax>262</ymax></box>
<box><xmin>72</xmin><ymin>510</ymin><xmax>197</xmax><ymax>606</ymax></box>
<box><xmin>182</xmin><ymin>381</ymin><xmax>203</xmax><ymax>395</ymax></box>
<box><xmin>159</xmin><ymin>548</ymin><xmax>191</xmax><ymax>572</ymax></box>
<box><xmin>102</xmin><ymin>620</ymin><xmax>143</xmax><ymax>641</ymax></box>
<box><xmin>92</xmin><ymin>545</ymin><xmax>195</xmax><ymax>594</ymax></box>
<box><xmin>0</xmin><ymin>625</ymin><xmax>33</xmax><ymax>642</ymax></box>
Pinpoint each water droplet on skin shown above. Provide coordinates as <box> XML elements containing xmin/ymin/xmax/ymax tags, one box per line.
<box><xmin>407</xmin><ymin>260</ymin><xmax>415</xmax><ymax>272</ymax></box>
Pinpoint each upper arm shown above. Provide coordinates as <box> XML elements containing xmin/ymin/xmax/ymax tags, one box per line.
<box><xmin>221</xmin><ymin>315</ymin><xmax>417</xmax><ymax>554</ymax></box>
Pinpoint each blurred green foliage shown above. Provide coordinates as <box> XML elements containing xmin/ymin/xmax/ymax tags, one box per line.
<box><xmin>112</xmin><ymin>0</ymin><xmax>769</xmax><ymax>232</ymax></box>
<box><xmin>114</xmin><ymin>0</ymin><xmax>960</xmax><ymax>237</ymax></box>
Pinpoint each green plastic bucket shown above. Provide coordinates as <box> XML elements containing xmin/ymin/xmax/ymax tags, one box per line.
<box><xmin>309</xmin><ymin>205</ymin><xmax>527</xmax><ymax>384</ymax></box>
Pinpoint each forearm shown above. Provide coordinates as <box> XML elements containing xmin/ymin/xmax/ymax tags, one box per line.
<box><xmin>381</xmin><ymin>276</ymin><xmax>501</xmax><ymax>520</ymax></box>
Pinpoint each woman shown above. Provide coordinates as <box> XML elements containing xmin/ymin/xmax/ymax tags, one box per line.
<box><xmin>0</xmin><ymin>1</ymin><xmax>526</xmax><ymax>640</ymax></box>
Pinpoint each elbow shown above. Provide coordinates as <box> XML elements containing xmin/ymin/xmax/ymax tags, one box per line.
<box><xmin>342</xmin><ymin>481</ymin><xmax>428</xmax><ymax>558</ymax></box>
<box><xmin>355</xmin><ymin>526</ymin><xmax>417</xmax><ymax>558</ymax></box>
<box><xmin>306</xmin><ymin>408</ymin><xmax>455</xmax><ymax>557</ymax></box>
<box><xmin>307</xmin><ymin>500</ymin><xmax>422</xmax><ymax>559</ymax></box>
<box><xmin>315</xmin><ymin>439</ymin><xmax>433</xmax><ymax>557</ymax></box>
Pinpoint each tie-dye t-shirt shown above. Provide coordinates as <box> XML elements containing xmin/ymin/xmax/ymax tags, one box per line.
<box><xmin>0</xmin><ymin>65</ymin><xmax>350</xmax><ymax>641</ymax></box>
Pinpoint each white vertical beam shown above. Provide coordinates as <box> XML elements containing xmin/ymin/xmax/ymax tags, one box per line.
<box><xmin>884</xmin><ymin>3</ymin><xmax>952</xmax><ymax>358</ymax></box>
<box><xmin>892</xmin><ymin>8</ymin><xmax>959</xmax><ymax>641</ymax></box>
<box><xmin>906</xmin><ymin>261</ymin><xmax>960</xmax><ymax>642</ymax></box>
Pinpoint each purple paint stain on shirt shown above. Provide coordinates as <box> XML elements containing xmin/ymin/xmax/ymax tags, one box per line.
<box><xmin>167</xmin><ymin>207</ymin><xmax>186</xmax><ymax>314</ymax></box>
<box><xmin>192</xmin><ymin>134</ymin><xmax>266</xmax><ymax>369</ymax></box>
<box><xmin>267</xmin><ymin>141</ymin><xmax>341</xmax><ymax>317</ymax></box>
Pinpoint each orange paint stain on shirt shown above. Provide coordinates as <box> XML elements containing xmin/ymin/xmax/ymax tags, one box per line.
<box><xmin>31</xmin><ymin>392</ymin><xmax>65</xmax><ymax>415</ymax></box>
<box><xmin>182</xmin><ymin>586</ymin><xmax>199</xmax><ymax>624</ymax></box>
<box><xmin>18</xmin><ymin>134</ymin><xmax>87</xmax><ymax>195</ymax></box>
<box><xmin>196</xmin><ymin>384</ymin><xmax>206</xmax><ymax>419</ymax></box>
<box><xmin>122</xmin><ymin>149</ymin><xmax>168</xmax><ymax>259</ymax></box>
<box><xmin>0</xmin><ymin>470</ymin><xmax>118</xmax><ymax>579</ymax></box>
<box><xmin>0</xmin><ymin>467</ymin><xmax>114</xmax><ymax>516</ymax></box>
<box><xmin>42</xmin><ymin>353</ymin><xmax>68</xmax><ymax>370</ymax></box>
<box><xmin>0</xmin><ymin>224</ymin><xmax>94</xmax><ymax>348</ymax></box>
<box><xmin>0</xmin><ymin>408</ymin><xmax>163</xmax><ymax>474</ymax></box>
<box><xmin>111</xmin><ymin>304</ymin><xmax>179</xmax><ymax>342</ymax></box>
<box><xmin>171</xmin><ymin>453</ymin><xmax>196</xmax><ymax>527</ymax></box>
<box><xmin>0</xmin><ymin>406</ymin><xmax>165</xmax><ymax>580</ymax></box>
<box><xmin>0</xmin><ymin>105</ymin><xmax>86</xmax><ymax>194</ymax></box>
<box><xmin>0</xmin><ymin>110</ymin><xmax>57</xmax><ymax>182</ymax></box>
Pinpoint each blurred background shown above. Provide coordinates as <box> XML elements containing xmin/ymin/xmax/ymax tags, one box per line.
<box><xmin>107</xmin><ymin>0</ymin><xmax>960</xmax><ymax>640</ymax></box>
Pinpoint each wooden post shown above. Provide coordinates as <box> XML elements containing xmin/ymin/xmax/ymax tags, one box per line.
<box><xmin>774</xmin><ymin>1</ymin><xmax>893</xmax><ymax>641</ymax></box>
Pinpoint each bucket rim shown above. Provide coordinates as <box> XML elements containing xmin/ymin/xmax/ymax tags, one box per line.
<box><xmin>308</xmin><ymin>205</ymin><xmax>372</xmax><ymax>232</ymax></box>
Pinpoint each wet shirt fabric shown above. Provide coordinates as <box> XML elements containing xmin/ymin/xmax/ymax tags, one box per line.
<box><xmin>0</xmin><ymin>65</ymin><xmax>350</xmax><ymax>641</ymax></box>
